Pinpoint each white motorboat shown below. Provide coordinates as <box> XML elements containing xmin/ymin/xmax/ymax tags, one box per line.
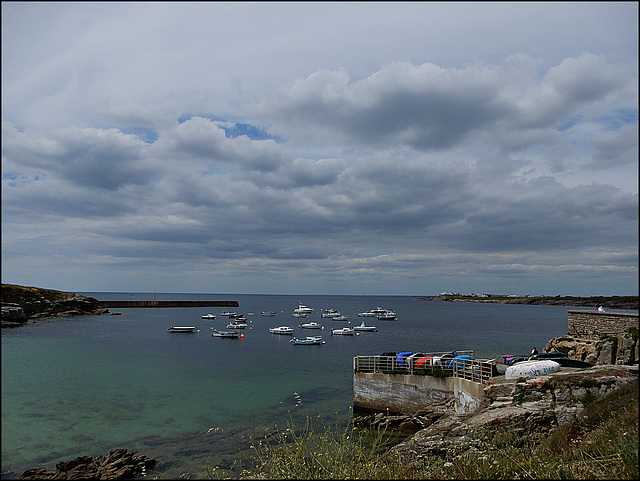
<box><xmin>376</xmin><ymin>310</ymin><xmax>397</xmax><ymax>321</ymax></box>
<box><xmin>292</xmin><ymin>312</ymin><xmax>308</xmax><ymax>318</ymax></box>
<box><xmin>332</xmin><ymin>315</ymin><xmax>348</xmax><ymax>321</ymax></box>
<box><xmin>226</xmin><ymin>321</ymin><xmax>247</xmax><ymax>329</ymax></box>
<box><xmin>353</xmin><ymin>322</ymin><xmax>378</xmax><ymax>332</ymax></box>
<box><xmin>331</xmin><ymin>327</ymin><xmax>354</xmax><ymax>336</ymax></box>
<box><xmin>167</xmin><ymin>326</ymin><xmax>197</xmax><ymax>333</ymax></box>
<box><xmin>357</xmin><ymin>311</ymin><xmax>376</xmax><ymax>317</ymax></box>
<box><xmin>321</xmin><ymin>309</ymin><xmax>340</xmax><ymax>318</ymax></box>
<box><xmin>293</xmin><ymin>302</ymin><xmax>314</xmax><ymax>314</ymax></box>
<box><xmin>220</xmin><ymin>311</ymin><xmax>236</xmax><ymax>317</ymax></box>
<box><xmin>299</xmin><ymin>321</ymin><xmax>323</xmax><ymax>329</ymax></box>
<box><xmin>201</xmin><ymin>313</ymin><xmax>216</xmax><ymax>319</ymax></box>
<box><xmin>261</xmin><ymin>311</ymin><xmax>277</xmax><ymax>317</ymax></box>
<box><xmin>290</xmin><ymin>336</ymin><xmax>325</xmax><ymax>345</ymax></box>
<box><xmin>369</xmin><ymin>307</ymin><xmax>389</xmax><ymax>315</ymax></box>
<box><xmin>269</xmin><ymin>326</ymin><xmax>295</xmax><ymax>335</ymax></box>
<box><xmin>211</xmin><ymin>329</ymin><xmax>240</xmax><ymax>338</ymax></box>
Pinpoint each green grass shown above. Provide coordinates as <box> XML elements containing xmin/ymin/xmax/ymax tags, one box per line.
<box><xmin>211</xmin><ymin>380</ymin><xmax>638</xmax><ymax>480</ymax></box>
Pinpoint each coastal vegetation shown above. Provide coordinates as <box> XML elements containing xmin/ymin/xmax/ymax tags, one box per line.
<box><xmin>213</xmin><ymin>380</ymin><xmax>638</xmax><ymax>480</ymax></box>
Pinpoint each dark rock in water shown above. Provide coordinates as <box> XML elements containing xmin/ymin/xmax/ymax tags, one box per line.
<box><xmin>18</xmin><ymin>449</ymin><xmax>155</xmax><ymax>480</ymax></box>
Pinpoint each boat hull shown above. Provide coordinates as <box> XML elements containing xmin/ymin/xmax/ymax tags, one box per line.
<box><xmin>211</xmin><ymin>329</ymin><xmax>239</xmax><ymax>338</ymax></box>
<box><xmin>505</xmin><ymin>360</ymin><xmax>561</xmax><ymax>380</ymax></box>
<box><xmin>168</xmin><ymin>326</ymin><xmax>196</xmax><ymax>333</ymax></box>
<box><xmin>290</xmin><ymin>337</ymin><xmax>325</xmax><ymax>345</ymax></box>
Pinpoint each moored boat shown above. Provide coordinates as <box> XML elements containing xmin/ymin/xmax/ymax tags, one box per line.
<box><xmin>299</xmin><ymin>321</ymin><xmax>323</xmax><ymax>329</ymax></box>
<box><xmin>330</xmin><ymin>327</ymin><xmax>354</xmax><ymax>336</ymax></box>
<box><xmin>269</xmin><ymin>326</ymin><xmax>295</xmax><ymax>335</ymax></box>
<box><xmin>167</xmin><ymin>326</ymin><xmax>197</xmax><ymax>333</ymax></box>
<box><xmin>211</xmin><ymin>329</ymin><xmax>239</xmax><ymax>338</ymax></box>
<box><xmin>376</xmin><ymin>310</ymin><xmax>397</xmax><ymax>321</ymax></box>
<box><xmin>332</xmin><ymin>315</ymin><xmax>348</xmax><ymax>321</ymax></box>
<box><xmin>261</xmin><ymin>311</ymin><xmax>277</xmax><ymax>317</ymax></box>
<box><xmin>290</xmin><ymin>336</ymin><xmax>325</xmax><ymax>345</ymax></box>
<box><xmin>321</xmin><ymin>309</ymin><xmax>340</xmax><ymax>318</ymax></box>
<box><xmin>220</xmin><ymin>311</ymin><xmax>236</xmax><ymax>317</ymax></box>
<box><xmin>226</xmin><ymin>321</ymin><xmax>248</xmax><ymax>329</ymax></box>
<box><xmin>201</xmin><ymin>313</ymin><xmax>216</xmax><ymax>319</ymax></box>
<box><xmin>293</xmin><ymin>302</ymin><xmax>314</xmax><ymax>315</ymax></box>
<box><xmin>357</xmin><ymin>311</ymin><xmax>376</xmax><ymax>317</ymax></box>
<box><xmin>353</xmin><ymin>322</ymin><xmax>378</xmax><ymax>332</ymax></box>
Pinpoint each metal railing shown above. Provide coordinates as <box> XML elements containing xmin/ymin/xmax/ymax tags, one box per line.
<box><xmin>353</xmin><ymin>351</ymin><xmax>494</xmax><ymax>384</ymax></box>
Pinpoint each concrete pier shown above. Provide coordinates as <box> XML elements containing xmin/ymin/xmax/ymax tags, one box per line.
<box><xmin>98</xmin><ymin>300</ymin><xmax>239</xmax><ymax>308</ymax></box>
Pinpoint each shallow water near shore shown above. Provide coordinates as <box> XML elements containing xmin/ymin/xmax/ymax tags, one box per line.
<box><xmin>2</xmin><ymin>293</ymin><xmax>577</xmax><ymax>477</ymax></box>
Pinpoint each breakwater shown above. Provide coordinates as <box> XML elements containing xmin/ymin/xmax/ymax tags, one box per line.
<box><xmin>98</xmin><ymin>300</ymin><xmax>238</xmax><ymax>308</ymax></box>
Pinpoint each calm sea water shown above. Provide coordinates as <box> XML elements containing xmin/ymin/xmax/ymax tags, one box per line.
<box><xmin>2</xmin><ymin>293</ymin><xmax>575</xmax><ymax>478</ymax></box>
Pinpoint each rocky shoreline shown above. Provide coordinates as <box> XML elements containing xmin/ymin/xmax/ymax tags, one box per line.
<box><xmin>14</xmin><ymin>449</ymin><xmax>155</xmax><ymax>480</ymax></box>
<box><xmin>1</xmin><ymin>284</ymin><xmax>110</xmax><ymax>328</ymax></box>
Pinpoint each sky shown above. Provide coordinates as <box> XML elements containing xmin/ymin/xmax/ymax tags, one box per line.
<box><xmin>1</xmin><ymin>2</ymin><xmax>638</xmax><ymax>297</ymax></box>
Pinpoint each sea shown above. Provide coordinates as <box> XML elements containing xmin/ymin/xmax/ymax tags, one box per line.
<box><xmin>0</xmin><ymin>292</ymin><xmax>595</xmax><ymax>478</ymax></box>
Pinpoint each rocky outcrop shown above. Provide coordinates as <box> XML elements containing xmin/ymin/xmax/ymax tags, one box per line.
<box><xmin>544</xmin><ymin>329</ymin><xmax>639</xmax><ymax>366</ymax></box>
<box><xmin>1</xmin><ymin>284</ymin><xmax>109</xmax><ymax>328</ymax></box>
<box><xmin>18</xmin><ymin>449</ymin><xmax>155</xmax><ymax>480</ymax></box>
<box><xmin>353</xmin><ymin>397</ymin><xmax>456</xmax><ymax>434</ymax></box>
<box><xmin>391</xmin><ymin>365</ymin><xmax>638</xmax><ymax>462</ymax></box>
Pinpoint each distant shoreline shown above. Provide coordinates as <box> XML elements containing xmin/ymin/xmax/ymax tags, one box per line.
<box><xmin>419</xmin><ymin>294</ymin><xmax>638</xmax><ymax>310</ymax></box>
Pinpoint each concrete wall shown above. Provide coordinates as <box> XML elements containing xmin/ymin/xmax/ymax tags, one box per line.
<box><xmin>353</xmin><ymin>372</ymin><xmax>485</xmax><ymax>415</ymax></box>
<box><xmin>568</xmin><ymin>310</ymin><xmax>639</xmax><ymax>340</ymax></box>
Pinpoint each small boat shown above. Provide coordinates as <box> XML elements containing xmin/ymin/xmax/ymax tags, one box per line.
<box><xmin>376</xmin><ymin>310</ymin><xmax>397</xmax><ymax>321</ymax></box>
<box><xmin>226</xmin><ymin>321</ymin><xmax>247</xmax><ymax>329</ymax></box>
<box><xmin>369</xmin><ymin>307</ymin><xmax>390</xmax><ymax>315</ymax></box>
<box><xmin>220</xmin><ymin>311</ymin><xmax>236</xmax><ymax>317</ymax></box>
<box><xmin>201</xmin><ymin>313</ymin><xmax>216</xmax><ymax>319</ymax></box>
<box><xmin>321</xmin><ymin>309</ymin><xmax>340</xmax><ymax>318</ymax></box>
<box><xmin>330</xmin><ymin>327</ymin><xmax>354</xmax><ymax>336</ymax></box>
<box><xmin>299</xmin><ymin>321</ymin><xmax>323</xmax><ymax>329</ymax></box>
<box><xmin>269</xmin><ymin>326</ymin><xmax>295</xmax><ymax>335</ymax></box>
<box><xmin>357</xmin><ymin>311</ymin><xmax>376</xmax><ymax>317</ymax></box>
<box><xmin>229</xmin><ymin>314</ymin><xmax>247</xmax><ymax>321</ymax></box>
<box><xmin>446</xmin><ymin>354</ymin><xmax>473</xmax><ymax>369</ymax></box>
<box><xmin>332</xmin><ymin>315</ymin><xmax>348</xmax><ymax>321</ymax></box>
<box><xmin>505</xmin><ymin>360</ymin><xmax>561</xmax><ymax>380</ymax></box>
<box><xmin>261</xmin><ymin>311</ymin><xmax>277</xmax><ymax>317</ymax></box>
<box><xmin>353</xmin><ymin>322</ymin><xmax>378</xmax><ymax>332</ymax></box>
<box><xmin>293</xmin><ymin>302</ymin><xmax>314</xmax><ymax>314</ymax></box>
<box><xmin>290</xmin><ymin>336</ymin><xmax>325</xmax><ymax>345</ymax></box>
<box><xmin>167</xmin><ymin>326</ymin><xmax>197</xmax><ymax>333</ymax></box>
<box><xmin>211</xmin><ymin>329</ymin><xmax>240</xmax><ymax>338</ymax></box>
<box><xmin>292</xmin><ymin>312</ymin><xmax>308</xmax><ymax>318</ymax></box>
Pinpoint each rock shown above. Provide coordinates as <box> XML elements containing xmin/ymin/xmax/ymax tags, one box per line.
<box><xmin>18</xmin><ymin>449</ymin><xmax>155</xmax><ymax>480</ymax></box>
<box><xmin>391</xmin><ymin>365</ymin><xmax>638</xmax><ymax>463</ymax></box>
<box><xmin>544</xmin><ymin>331</ymin><xmax>638</xmax><ymax>366</ymax></box>
<box><xmin>2</xmin><ymin>284</ymin><xmax>109</xmax><ymax>328</ymax></box>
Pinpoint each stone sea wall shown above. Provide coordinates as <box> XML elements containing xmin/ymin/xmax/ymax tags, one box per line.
<box><xmin>568</xmin><ymin>309</ymin><xmax>638</xmax><ymax>339</ymax></box>
<box><xmin>545</xmin><ymin>310</ymin><xmax>639</xmax><ymax>366</ymax></box>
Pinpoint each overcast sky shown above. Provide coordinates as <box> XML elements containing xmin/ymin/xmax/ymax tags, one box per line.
<box><xmin>2</xmin><ymin>2</ymin><xmax>638</xmax><ymax>297</ymax></box>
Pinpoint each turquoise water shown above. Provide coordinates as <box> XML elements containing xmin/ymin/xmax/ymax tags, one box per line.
<box><xmin>2</xmin><ymin>293</ymin><xmax>573</xmax><ymax>477</ymax></box>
